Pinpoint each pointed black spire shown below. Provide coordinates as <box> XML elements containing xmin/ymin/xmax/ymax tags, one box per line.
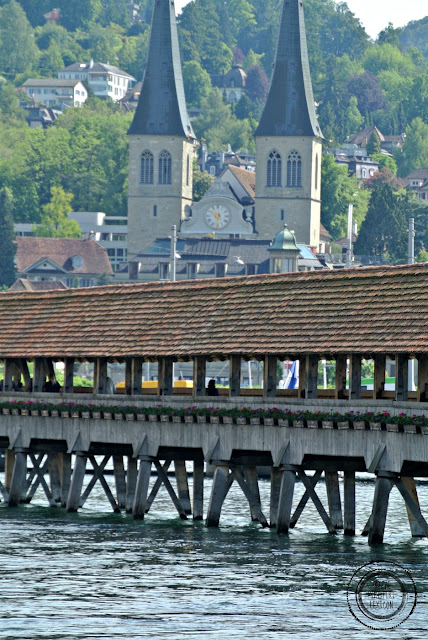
<box><xmin>128</xmin><ymin>0</ymin><xmax>195</xmax><ymax>138</ymax></box>
<box><xmin>256</xmin><ymin>0</ymin><xmax>322</xmax><ymax>138</ymax></box>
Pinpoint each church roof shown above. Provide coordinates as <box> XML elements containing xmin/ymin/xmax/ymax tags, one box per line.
<box><xmin>256</xmin><ymin>0</ymin><xmax>322</xmax><ymax>138</ymax></box>
<box><xmin>128</xmin><ymin>0</ymin><xmax>195</xmax><ymax>139</ymax></box>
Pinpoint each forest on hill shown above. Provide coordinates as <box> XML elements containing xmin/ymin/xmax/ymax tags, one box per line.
<box><xmin>0</xmin><ymin>0</ymin><xmax>427</xmax><ymax>262</ymax></box>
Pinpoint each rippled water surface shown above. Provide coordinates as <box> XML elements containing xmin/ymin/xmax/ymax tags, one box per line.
<box><xmin>1</xmin><ymin>471</ymin><xmax>427</xmax><ymax>639</ymax></box>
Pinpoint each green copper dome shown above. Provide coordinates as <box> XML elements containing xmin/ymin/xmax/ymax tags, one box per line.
<box><xmin>269</xmin><ymin>224</ymin><xmax>299</xmax><ymax>252</ymax></box>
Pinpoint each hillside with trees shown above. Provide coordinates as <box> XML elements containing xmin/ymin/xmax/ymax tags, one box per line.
<box><xmin>0</xmin><ymin>0</ymin><xmax>426</xmax><ymax>260</ymax></box>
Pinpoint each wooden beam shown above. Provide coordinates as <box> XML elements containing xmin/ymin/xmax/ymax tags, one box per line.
<box><xmin>206</xmin><ymin>465</ymin><xmax>230</xmax><ymax>527</ymax></box>
<box><xmin>395</xmin><ymin>354</ymin><xmax>408</xmax><ymax>402</ymax></box>
<box><xmin>325</xmin><ymin>471</ymin><xmax>343</xmax><ymax>529</ymax></box>
<box><xmin>193</xmin><ymin>459</ymin><xmax>204</xmax><ymax>521</ymax></box>
<box><xmin>131</xmin><ymin>358</ymin><xmax>143</xmax><ymax>395</ymax></box>
<box><xmin>297</xmin><ymin>470</ymin><xmax>337</xmax><ymax>534</ymax></box>
<box><xmin>193</xmin><ymin>356</ymin><xmax>207</xmax><ymax>398</ymax></box>
<box><xmin>33</xmin><ymin>358</ymin><xmax>45</xmax><ymax>393</ymax></box>
<box><xmin>335</xmin><ymin>355</ymin><xmax>347</xmax><ymax>400</ymax></box>
<box><xmin>229</xmin><ymin>355</ymin><xmax>241</xmax><ymax>397</ymax></box>
<box><xmin>125</xmin><ymin>359</ymin><xmax>133</xmax><ymax>395</ymax></box>
<box><xmin>305</xmin><ymin>355</ymin><xmax>318</xmax><ymax>400</ymax></box>
<box><xmin>3</xmin><ymin>358</ymin><xmax>13</xmax><ymax>393</ymax></box>
<box><xmin>417</xmin><ymin>355</ymin><xmax>428</xmax><ymax>402</ymax></box>
<box><xmin>158</xmin><ymin>357</ymin><xmax>174</xmax><ymax>396</ymax></box>
<box><xmin>94</xmin><ymin>357</ymin><xmax>108</xmax><ymax>394</ymax></box>
<box><xmin>263</xmin><ymin>355</ymin><xmax>277</xmax><ymax>398</ymax></box>
<box><xmin>368</xmin><ymin>475</ymin><xmax>393</xmax><ymax>545</ymax></box>
<box><xmin>64</xmin><ymin>358</ymin><xmax>74</xmax><ymax>394</ymax></box>
<box><xmin>343</xmin><ymin>471</ymin><xmax>356</xmax><ymax>536</ymax></box>
<box><xmin>396</xmin><ymin>477</ymin><xmax>428</xmax><ymax>537</ymax></box>
<box><xmin>349</xmin><ymin>354</ymin><xmax>361</xmax><ymax>400</ymax></box>
<box><xmin>290</xmin><ymin>470</ymin><xmax>323</xmax><ymax>528</ymax></box>
<box><xmin>373</xmin><ymin>354</ymin><xmax>386</xmax><ymax>399</ymax></box>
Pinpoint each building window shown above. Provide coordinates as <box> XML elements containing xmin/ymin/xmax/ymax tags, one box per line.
<box><xmin>267</xmin><ymin>151</ymin><xmax>281</xmax><ymax>187</ymax></box>
<box><xmin>215</xmin><ymin>263</ymin><xmax>226</xmax><ymax>278</ymax></box>
<box><xmin>281</xmin><ymin>209</ymin><xmax>285</xmax><ymax>221</ymax></box>
<box><xmin>153</xmin><ymin>205</ymin><xmax>157</xmax><ymax>217</ymax></box>
<box><xmin>140</xmin><ymin>150</ymin><xmax>153</xmax><ymax>184</ymax></box>
<box><xmin>158</xmin><ymin>150</ymin><xmax>172</xmax><ymax>184</ymax></box>
<box><xmin>287</xmin><ymin>150</ymin><xmax>302</xmax><ymax>187</ymax></box>
<box><xmin>209</xmin><ymin>166</ymin><xmax>216</xmax><ymax>176</ymax></box>
<box><xmin>159</xmin><ymin>262</ymin><xmax>169</xmax><ymax>280</ymax></box>
<box><xmin>246</xmin><ymin>264</ymin><xmax>256</xmax><ymax>275</ymax></box>
<box><xmin>187</xmin><ymin>263</ymin><xmax>197</xmax><ymax>279</ymax></box>
<box><xmin>362</xmin><ymin>168</ymin><xmax>367</xmax><ymax>178</ymax></box>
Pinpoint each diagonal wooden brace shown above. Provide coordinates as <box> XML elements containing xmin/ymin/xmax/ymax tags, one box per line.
<box><xmin>297</xmin><ymin>470</ymin><xmax>337</xmax><ymax>534</ymax></box>
<box><xmin>29</xmin><ymin>453</ymin><xmax>57</xmax><ymax>507</ymax></box>
<box><xmin>154</xmin><ymin>460</ymin><xmax>187</xmax><ymax>520</ymax></box>
<box><xmin>290</xmin><ymin>470</ymin><xmax>323</xmax><ymax>528</ymax></box>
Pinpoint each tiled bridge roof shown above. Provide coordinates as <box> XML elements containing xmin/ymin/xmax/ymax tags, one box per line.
<box><xmin>0</xmin><ymin>263</ymin><xmax>427</xmax><ymax>359</ymax></box>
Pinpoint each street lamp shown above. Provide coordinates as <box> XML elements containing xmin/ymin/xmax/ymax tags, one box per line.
<box><xmin>170</xmin><ymin>225</ymin><xmax>181</xmax><ymax>281</ymax></box>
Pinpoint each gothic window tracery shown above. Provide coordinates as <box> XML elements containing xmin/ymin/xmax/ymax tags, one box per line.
<box><xmin>158</xmin><ymin>150</ymin><xmax>172</xmax><ymax>184</ymax></box>
<box><xmin>267</xmin><ymin>150</ymin><xmax>281</xmax><ymax>187</ymax></box>
<box><xmin>287</xmin><ymin>150</ymin><xmax>302</xmax><ymax>187</ymax></box>
<box><xmin>140</xmin><ymin>150</ymin><xmax>153</xmax><ymax>184</ymax></box>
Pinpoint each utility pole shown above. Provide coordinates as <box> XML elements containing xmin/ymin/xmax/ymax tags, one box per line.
<box><xmin>170</xmin><ymin>225</ymin><xmax>177</xmax><ymax>282</ymax></box>
<box><xmin>408</xmin><ymin>218</ymin><xmax>416</xmax><ymax>391</ymax></box>
<box><xmin>346</xmin><ymin>204</ymin><xmax>353</xmax><ymax>269</ymax></box>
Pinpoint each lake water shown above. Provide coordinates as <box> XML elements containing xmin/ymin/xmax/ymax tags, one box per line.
<box><xmin>0</xmin><ymin>470</ymin><xmax>427</xmax><ymax>639</ymax></box>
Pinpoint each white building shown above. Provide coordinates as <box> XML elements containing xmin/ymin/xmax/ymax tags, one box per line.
<box><xmin>68</xmin><ymin>212</ymin><xmax>128</xmax><ymax>272</ymax></box>
<box><xmin>22</xmin><ymin>79</ymin><xmax>87</xmax><ymax>108</ymax></box>
<box><xmin>58</xmin><ymin>61</ymin><xmax>135</xmax><ymax>102</ymax></box>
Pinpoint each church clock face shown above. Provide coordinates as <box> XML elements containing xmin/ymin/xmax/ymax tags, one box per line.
<box><xmin>205</xmin><ymin>204</ymin><xmax>231</xmax><ymax>230</ymax></box>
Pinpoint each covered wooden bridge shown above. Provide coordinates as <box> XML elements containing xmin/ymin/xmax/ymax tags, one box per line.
<box><xmin>0</xmin><ymin>263</ymin><xmax>428</xmax><ymax>545</ymax></box>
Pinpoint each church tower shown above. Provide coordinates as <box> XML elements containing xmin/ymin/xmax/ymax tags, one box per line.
<box><xmin>254</xmin><ymin>0</ymin><xmax>323</xmax><ymax>249</ymax></box>
<box><xmin>127</xmin><ymin>0</ymin><xmax>196</xmax><ymax>259</ymax></box>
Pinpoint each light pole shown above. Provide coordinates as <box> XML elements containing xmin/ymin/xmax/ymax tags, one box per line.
<box><xmin>408</xmin><ymin>218</ymin><xmax>416</xmax><ymax>390</ymax></box>
<box><xmin>170</xmin><ymin>225</ymin><xmax>181</xmax><ymax>282</ymax></box>
<box><xmin>346</xmin><ymin>203</ymin><xmax>353</xmax><ymax>269</ymax></box>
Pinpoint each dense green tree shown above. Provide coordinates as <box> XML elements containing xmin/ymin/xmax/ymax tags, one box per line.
<box><xmin>0</xmin><ymin>81</ymin><xmax>24</xmax><ymax>120</ymax></box>
<box><xmin>0</xmin><ymin>186</ymin><xmax>16</xmax><ymax>286</ymax></box>
<box><xmin>35</xmin><ymin>186</ymin><xmax>80</xmax><ymax>238</ymax></box>
<box><xmin>354</xmin><ymin>182</ymin><xmax>407</xmax><ymax>262</ymax></box>
<box><xmin>57</xmin><ymin>0</ymin><xmax>102</xmax><ymax>31</ymax></box>
<box><xmin>398</xmin><ymin>118</ymin><xmax>428</xmax><ymax>177</ymax></box>
<box><xmin>377</xmin><ymin>23</ymin><xmax>403</xmax><ymax>49</ymax></box>
<box><xmin>320</xmin><ymin>154</ymin><xmax>369</xmax><ymax>239</ymax></box>
<box><xmin>0</xmin><ymin>0</ymin><xmax>39</xmax><ymax>77</ymax></box>
<box><xmin>38</xmin><ymin>41</ymin><xmax>64</xmax><ymax>76</ymax></box>
<box><xmin>192</xmin><ymin>160</ymin><xmax>214</xmax><ymax>201</ymax></box>
<box><xmin>342</xmin><ymin>96</ymin><xmax>364</xmax><ymax>140</ymax></box>
<box><xmin>183</xmin><ymin>60</ymin><xmax>212</xmax><ymax>108</ymax></box>
<box><xmin>366</xmin><ymin>131</ymin><xmax>381</xmax><ymax>156</ymax></box>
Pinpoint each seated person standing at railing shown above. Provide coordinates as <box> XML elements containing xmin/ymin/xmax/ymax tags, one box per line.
<box><xmin>207</xmin><ymin>379</ymin><xmax>219</xmax><ymax>396</ymax></box>
<box><xmin>43</xmin><ymin>373</ymin><xmax>62</xmax><ymax>393</ymax></box>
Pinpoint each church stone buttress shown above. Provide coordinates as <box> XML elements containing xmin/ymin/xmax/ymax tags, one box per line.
<box><xmin>255</xmin><ymin>0</ymin><xmax>323</xmax><ymax>249</ymax></box>
<box><xmin>127</xmin><ymin>0</ymin><xmax>196</xmax><ymax>259</ymax></box>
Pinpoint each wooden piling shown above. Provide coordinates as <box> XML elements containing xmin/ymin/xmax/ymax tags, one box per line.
<box><xmin>206</xmin><ymin>465</ymin><xmax>230</xmax><ymax>527</ymax></box>
<box><xmin>59</xmin><ymin>453</ymin><xmax>72</xmax><ymax>507</ymax></box>
<box><xmin>193</xmin><ymin>459</ymin><xmax>204</xmax><ymax>520</ymax></box>
<box><xmin>244</xmin><ymin>466</ymin><xmax>262</xmax><ymax>522</ymax></box>
<box><xmin>132</xmin><ymin>458</ymin><xmax>152</xmax><ymax>519</ymax></box>
<box><xmin>49</xmin><ymin>452</ymin><xmax>62</xmax><ymax>503</ymax></box>
<box><xmin>325</xmin><ymin>471</ymin><xmax>343</xmax><ymax>530</ymax></box>
<box><xmin>270</xmin><ymin>467</ymin><xmax>282</xmax><ymax>528</ymax></box>
<box><xmin>343</xmin><ymin>471</ymin><xmax>356</xmax><ymax>536</ymax></box>
<box><xmin>66</xmin><ymin>453</ymin><xmax>87</xmax><ymax>512</ymax></box>
<box><xmin>368</xmin><ymin>474</ymin><xmax>393</xmax><ymax>545</ymax></box>
<box><xmin>113</xmin><ymin>455</ymin><xmax>127</xmax><ymax>509</ymax></box>
<box><xmin>5</xmin><ymin>450</ymin><xmax>15</xmax><ymax>491</ymax></box>
<box><xmin>8</xmin><ymin>450</ymin><xmax>27</xmax><ymax>507</ymax></box>
<box><xmin>276</xmin><ymin>468</ymin><xmax>296</xmax><ymax>534</ymax></box>
<box><xmin>175</xmin><ymin>460</ymin><xmax>192</xmax><ymax>514</ymax></box>
<box><xmin>126</xmin><ymin>456</ymin><xmax>138</xmax><ymax>513</ymax></box>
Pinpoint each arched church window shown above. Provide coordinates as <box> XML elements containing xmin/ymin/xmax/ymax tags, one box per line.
<box><xmin>158</xmin><ymin>150</ymin><xmax>172</xmax><ymax>185</ymax></box>
<box><xmin>140</xmin><ymin>150</ymin><xmax>153</xmax><ymax>184</ymax></box>
<box><xmin>287</xmin><ymin>150</ymin><xmax>302</xmax><ymax>187</ymax></box>
<box><xmin>267</xmin><ymin>151</ymin><xmax>281</xmax><ymax>187</ymax></box>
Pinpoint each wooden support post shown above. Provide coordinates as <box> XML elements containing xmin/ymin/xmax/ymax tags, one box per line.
<box><xmin>298</xmin><ymin>470</ymin><xmax>337</xmax><ymax>534</ymax></box>
<box><xmin>64</xmin><ymin>358</ymin><xmax>74</xmax><ymax>394</ymax></box>
<box><xmin>235</xmin><ymin>468</ymin><xmax>268</xmax><ymax>527</ymax></box>
<box><xmin>126</xmin><ymin>457</ymin><xmax>138</xmax><ymax>513</ymax></box>
<box><xmin>305</xmin><ymin>355</ymin><xmax>318</xmax><ymax>400</ymax></box>
<box><xmin>193</xmin><ymin>356</ymin><xmax>207</xmax><ymax>398</ymax></box>
<box><xmin>66</xmin><ymin>453</ymin><xmax>87</xmax><ymax>512</ymax></box>
<box><xmin>5</xmin><ymin>450</ymin><xmax>15</xmax><ymax>491</ymax></box>
<box><xmin>276</xmin><ymin>468</ymin><xmax>296</xmax><ymax>534</ymax></box>
<box><xmin>131</xmin><ymin>358</ymin><xmax>143</xmax><ymax>396</ymax></box>
<box><xmin>398</xmin><ymin>477</ymin><xmax>427</xmax><ymax>537</ymax></box>
<box><xmin>263</xmin><ymin>355</ymin><xmax>277</xmax><ymax>398</ymax></box>
<box><xmin>59</xmin><ymin>453</ymin><xmax>72</xmax><ymax>507</ymax></box>
<box><xmin>153</xmin><ymin>461</ymin><xmax>187</xmax><ymax>519</ymax></box>
<box><xmin>158</xmin><ymin>357</ymin><xmax>174</xmax><ymax>396</ymax></box>
<box><xmin>132</xmin><ymin>458</ymin><xmax>152</xmax><ymax>519</ymax></box>
<box><xmin>343</xmin><ymin>471</ymin><xmax>356</xmax><ymax>536</ymax></box>
<box><xmin>46</xmin><ymin>359</ymin><xmax>55</xmax><ymax>377</ymax></box>
<box><xmin>125</xmin><ymin>360</ymin><xmax>133</xmax><ymax>395</ymax></box>
<box><xmin>94</xmin><ymin>357</ymin><xmax>108</xmax><ymax>394</ymax></box>
<box><xmin>29</xmin><ymin>453</ymin><xmax>57</xmax><ymax>507</ymax></box>
<box><xmin>335</xmin><ymin>355</ymin><xmax>347</xmax><ymax>399</ymax></box>
<box><xmin>193</xmin><ymin>459</ymin><xmax>204</xmax><ymax>520</ymax></box>
<box><xmin>243</xmin><ymin>466</ymin><xmax>262</xmax><ymax>521</ymax></box>
<box><xmin>175</xmin><ymin>460</ymin><xmax>192</xmax><ymax>515</ymax></box>
<box><xmin>8</xmin><ymin>450</ymin><xmax>27</xmax><ymax>507</ymax></box>
<box><xmin>395</xmin><ymin>354</ymin><xmax>408</xmax><ymax>402</ymax></box>
<box><xmin>325</xmin><ymin>472</ymin><xmax>343</xmax><ymax>529</ymax></box>
<box><xmin>32</xmin><ymin>358</ymin><xmax>45</xmax><ymax>393</ymax></box>
<box><xmin>270</xmin><ymin>467</ymin><xmax>282</xmax><ymax>528</ymax></box>
<box><xmin>297</xmin><ymin>357</ymin><xmax>307</xmax><ymax>399</ymax></box>
<box><xmin>368</xmin><ymin>474</ymin><xmax>393</xmax><ymax>545</ymax></box>
<box><xmin>20</xmin><ymin>359</ymin><xmax>31</xmax><ymax>391</ymax></box>
<box><xmin>373</xmin><ymin>354</ymin><xmax>386</xmax><ymax>400</ymax></box>
<box><xmin>49</xmin><ymin>453</ymin><xmax>62</xmax><ymax>503</ymax></box>
<box><xmin>79</xmin><ymin>456</ymin><xmax>109</xmax><ymax>508</ymax></box>
<box><xmin>229</xmin><ymin>356</ymin><xmax>241</xmax><ymax>397</ymax></box>
<box><xmin>113</xmin><ymin>456</ymin><xmax>127</xmax><ymax>509</ymax></box>
<box><xmin>417</xmin><ymin>355</ymin><xmax>428</xmax><ymax>402</ymax></box>
<box><xmin>206</xmin><ymin>465</ymin><xmax>230</xmax><ymax>527</ymax></box>
<box><xmin>88</xmin><ymin>456</ymin><xmax>120</xmax><ymax>513</ymax></box>
<box><xmin>146</xmin><ymin>460</ymin><xmax>171</xmax><ymax>512</ymax></box>
<box><xmin>349</xmin><ymin>354</ymin><xmax>361</xmax><ymax>400</ymax></box>
<box><xmin>3</xmin><ymin>358</ymin><xmax>13</xmax><ymax>393</ymax></box>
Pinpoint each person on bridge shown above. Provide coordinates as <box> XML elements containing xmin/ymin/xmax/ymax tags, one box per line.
<box><xmin>207</xmin><ymin>379</ymin><xmax>219</xmax><ymax>396</ymax></box>
<box><xmin>43</xmin><ymin>374</ymin><xmax>62</xmax><ymax>393</ymax></box>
